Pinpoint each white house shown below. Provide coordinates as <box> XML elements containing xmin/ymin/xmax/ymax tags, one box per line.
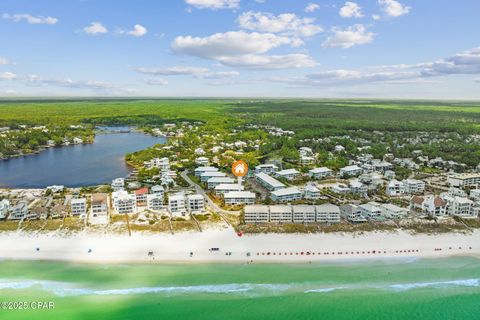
<box><xmin>214</xmin><ymin>183</ymin><xmax>244</xmax><ymax>195</ymax></box>
<box><xmin>315</xmin><ymin>204</ymin><xmax>341</xmax><ymax>223</ymax></box>
<box><xmin>386</xmin><ymin>180</ymin><xmax>403</xmax><ymax>196</ymax></box>
<box><xmin>194</xmin><ymin>166</ymin><xmax>218</xmax><ymax>177</ymax></box>
<box><xmin>275</xmin><ymin>169</ymin><xmax>300</xmax><ymax>180</ymax></box>
<box><xmin>292</xmin><ymin>205</ymin><xmax>316</xmax><ymax>223</ymax></box>
<box><xmin>255</xmin><ymin>172</ymin><xmax>286</xmax><ymax>191</ymax></box>
<box><xmin>0</xmin><ymin>199</ymin><xmax>10</xmax><ymax>219</ymax></box>
<box><xmin>151</xmin><ymin>185</ymin><xmax>165</xmax><ymax>196</ymax></box>
<box><xmin>340</xmin><ymin>204</ymin><xmax>367</xmax><ymax>223</ymax></box>
<box><xmin>359</xmin><ymin>203</ymin><xmax>383</xmax><ymax>221</ymax></box>
<box><xmin>448</xmin><ymin>173</ymin><xmax>480</xmax><ymax>188</ymax></box>
<box><xmin>168</xmin><ymin>193</ymin><xmax>187</xmax><ymax>217</ymax></box>
<box><xmin>269</xmin><ymin>205</ymin><xmax>293</xmax><ymax>223</ymax></box>
<box><xmin>224</xmin><ymin>191</ymin><xmax>256</xmax><ymax>205</ymax></box>
<box><xmin>444</xmin><ymin>195</ymin><xmax>475</xmax><ymax>218</ymax></box>
<box><xmin>470</xmin><ymin>189</ymin><xmax>480</xmax><ymax>201</ymax></box>
<box><xmin>339</xmin><ymin>165</ymin><xmax>363</xmax><ymax>177</ymax></box>
<box><xmin>90</xmin><ymin>193</ymin><xmax>109</xmax><ymax>224</ymax></box>
<box><xmin>349</xmin><ymin>180</ymin><xmax>368</xmax><ymax>196</ymax></box>
<box><xmin>207</xmin><ymin>177</ymin><xmax>235</xmax><ymax>189</ymax></box>
<box><xmin>187</xmin><ymin>194</ymin><xmax>205</xmax><ymax>213</ymax></box>
<box><xmin>244</xmin><ymin>205</ymin><xmax>269</xmax><ymax>223</ymax></box>
<box><xmin>304</xmin><ymin>184</ymin><xmax>321</xmax><ymax>200</ymax></box>
<box><xmin>330</xmin><ymin>183</ymin><xmax>350</xmax><ymax>195</ymax></box>
<box><xmin>379</xmin><ymin>203</ymin><xmax>409</xmax><ymax>219</ymax></box>
<box><xmin>402</xmin><ymin>179</ymin><xmax>425</xmax><ymax>194</ymax></box>
<box><xmin>200</xmin><ymin>171</ymin><xmax>226</xmax><ymax>182</ymax></box>
<box><xmin>112</xmin><ymin>191</ymin><xmax>137</xmax><ymax>215</ymax></box>
<box><xmin>8</xmin><ymin>201</ymin><xmax>29</xmax><ymax>220</ymax></box>
<box><xmin>147</xmin><ymin>193</ymin><xmax>164</xmax><ymax>212</ymax></box>
<box><xmin>195</xmin><ymin>157</ymin><xmax>210</xmax><ymax>166</ymax></box>
<box><xmin>309</xmin><ymin>167</ymin><xmax>333</xmax><ymax>179</ymax></box>
<box><xmin>271</xmin><ymin>187</ymin><xmax>302</xmax><ymax>203</ymax></box>
<box><xmin>111</xmin><ymin>178</ymin><xmax>125</xmax><ymax>191</ymax></box>
<box><xmin>144</xmin><ymin>157</ymin><xmax>170</xmax><ymax>171</ymax></box>
<box><xmin>71</xmin><ymin>198</ymin><xmax>87</xmax><ymax>217</ymax></box>
<box><xmin>134</xmin><ymin>188</ymin><xmax>149</xmax><ymax>207</ymax></box>
<box><xmin>254</xmin><ymin>164</ymin><xmax>279</xmax><ymax>175</ymax></box>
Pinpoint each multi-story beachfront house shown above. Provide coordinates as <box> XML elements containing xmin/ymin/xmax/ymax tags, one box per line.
<box><xmin>315</xmin><ymin>204</ymin><xmax>341</xmax><ymax>223</ymax></box>
<box><xmin>151</xmin><ymin>185</ymin><xmax>165</xmax><ymax>197</ymax></box>
<box><xmin>308</xmin><ymin>167</ymin><xmax>333</xmax><ymax>180</ymax></box>
<box><xmin>168</xmin><ymin>193</ymin><xmax>187</xmax><ymax>217</ymax></box>
<box><xmin>90</xmin><ymin>193</ymin><xmax>109</xmax><ymax>224</ymax></box>
<box><xmin>443</xmin><ymin>195</ymin><xmax>475</xmax><ymax>218</ymax></box>
<box><xmin>255</xmin><ymin>172</ymin><xmax>286</xmax><ymax>191</ymax></box>
<box><xmin>359</xmin><ymin>202</ymin><xmax>383</xmax><ymax>221</ymax></box>
<box><xmin>70</xmin><ymin>198</ymin><xmax>87</xmax><ymax>217</ymax></box>
<box><xmin>112</xmin><ymin>191</ymin><xmax>137</xmax><ymax>215</ymax></box>
<box><xmin>379</xmin><ymin>203</ymin><xmax>409</xmax><ymax>219</ymax></box>
<box><xmin>292</xmin><ymin>205</ymin><xmax>316</xmax><ymax>223</ymax></box>
<box><xmin>339</xmin><ymin>204</ymin><xmax>367</xmax><ymax>223</ymax></box>
<box><xmin>147</xmin><ymin>193</ymin><xmax>164</xmax><ymax>212</ymax></box>
<box><xmin>0</xmin><ymin>199</ymin><xmax>10</xmax><ymax>219</ymax></box>
<box><xmin>271</xmin><ymin>187</ymin><xmax>302</xmax><ymax>203</ymax></box>
<box><xmin>8</xmin><ymin>201</ymin><xmax>29</xmax><ymax>220</ymax></box>
<box><xmin>187</xmin><ymin>194</ymin><xmax>205</xmax><ymax>213</ymax></box>
<box><xmin>224</xmin><ymin>191</ymin><xmax>256</xmax><ymax>205</ymax></box>
<box><xmin>134</xmin><ymin>188</ymin><xmax>149</xmax><ymax>207</ymax></box>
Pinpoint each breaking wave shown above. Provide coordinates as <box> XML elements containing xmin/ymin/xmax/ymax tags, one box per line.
<box><xmin>1</xmin><ymin>278</ymin><xmax>479</xmax><ymax>297</ymax></box>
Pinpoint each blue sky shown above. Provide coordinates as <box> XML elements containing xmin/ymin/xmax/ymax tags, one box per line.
<box><xmin>0</xmin><ymin>0</ymin><xmax>479</xmax><ymax>99</ymax></box>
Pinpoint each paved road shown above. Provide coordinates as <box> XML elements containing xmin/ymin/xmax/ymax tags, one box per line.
<box><xmin>180</xmin><ymin>171</ymin><xmax>240</xmax><ymax>218</ymax></box>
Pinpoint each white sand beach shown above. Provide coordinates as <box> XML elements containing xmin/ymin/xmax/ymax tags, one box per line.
<box><xmin>0</xmin><ymin>228</ymin><xmax>479</xmax><ymax>264</ymax></box>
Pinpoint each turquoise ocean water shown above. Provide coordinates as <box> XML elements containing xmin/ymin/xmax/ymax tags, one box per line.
<box><xmin>0</xmin><ymin>257</ymin><xmax>479</xmax><ymax>319</ymax></box>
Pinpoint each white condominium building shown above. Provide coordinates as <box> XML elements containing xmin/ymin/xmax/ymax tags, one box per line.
<box><xmin>255</xmin><ymin>172</ymin><xmax>286</xmax><ymax>191</ymax></box>
<box><xmin>187</xmin><ymin>194</ymin><xmax>205</xmax><ymax>213</ymax></box>
<box><xmin>112</xmin><ymin>191</ymin><xmax>137</xmax><ymax>215</ymax></box>
<box><xmin>270</xmin><ymin>187</ymin><xmax>302</xmax><ymax>203</ymax></box>
<box><xmin>71</xmin><ymin>198</ymin><xmax>87</xmax><ymax>217</ymax></box>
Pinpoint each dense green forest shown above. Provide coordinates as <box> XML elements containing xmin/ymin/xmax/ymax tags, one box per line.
<box><xmin>0</xmin><ymin>99</ymin><xmax>479</xmax><ymax>167</ymax></box>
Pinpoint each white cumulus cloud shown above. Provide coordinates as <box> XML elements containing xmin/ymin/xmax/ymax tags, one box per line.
<box><xmin>237</xmin><ymin>11</ymin><xmax>323</xmax><ymax>38</ymax></box>
<box><xmin>127</xmin><ymin>24</ymin><xmax>148</xmax><ymax>37</ymax></box>
<box><xmin>322</xmin><ymin>24</ymin><xmax>374</xmax><ymax>48</ymax></box>
<box><xmin>378</xmin><ymin>0</ymin><xmax>410</xmax><ymax>17</ymax></box>
<box><xmin>0</xmin><ymin>72</ymin><xmax>17</xmax><ymax>80</ymax></box>
<box><xmin>305</xmin><ymin>3</ymin><xmax>320</xmax><ymax>13</ymax></box>
<box><xmin>171</xmin><ymin>31</ymin><xmax>316</xmax><ymax>69</ymax></box>
<box><xmin>339</xmin><ymin>2</ymin><xmax>364</xmax><ymax>18</ymax></box>
<box><xmin>0</xmin><ymin>57</ymin><xmax>9</xmax><ymax>65</ymax></box>
<box><xmin>2</xmin><ymin>13</ymin><xmax>58</xmax><ymax>25</ymax></box>
<box><xmin>83</xmin><ymin>22</ymin><xmax>108</xmax><ymax>35</ymax></box>
<box><xmin>185</xmin><ymin>0</ymin><xmax>240</xmax><ymax>10</ymax></box>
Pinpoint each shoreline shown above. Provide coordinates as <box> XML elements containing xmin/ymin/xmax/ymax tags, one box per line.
<box><xmin>0</xmin><ymin>229</ymin><xmax>478</xmax><ymax>264</ymax></box>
